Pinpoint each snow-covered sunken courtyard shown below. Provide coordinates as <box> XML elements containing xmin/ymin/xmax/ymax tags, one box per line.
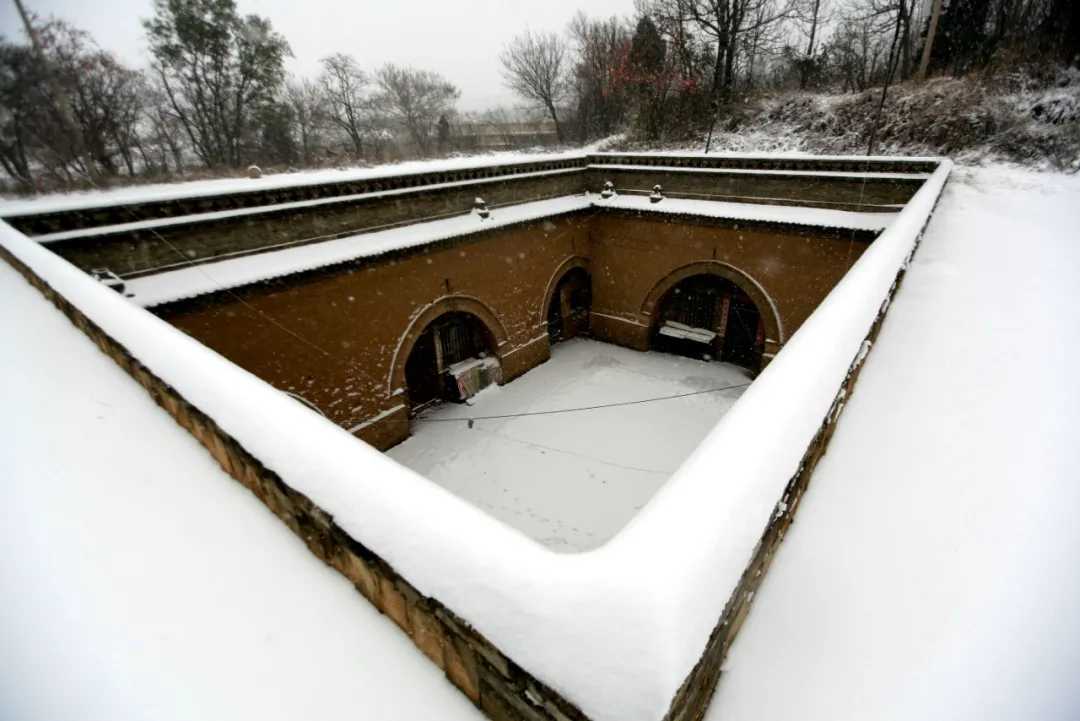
<box><xmin>4</xmin><ymin>161</ymin><xmax>1079</xmax><ymax>721</ymax></box>
<box><xmin>388</xmin><ymin>338</ymin><xmax>751</xmax><ymax>551</ymax></box>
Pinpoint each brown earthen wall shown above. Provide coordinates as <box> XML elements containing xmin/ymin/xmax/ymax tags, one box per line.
<box><xmin>157</xmin><ymin>210</ymin><xmax>869</xmax><ymax>449</ymax></box>
<box><xmin>587</xmin><ymin>212</ymin><xmax>869</xmax><ymax>354</ymax></box>
<box><xmin>158</xmin><ymin>212</ymin><xmax>594</xmax><ymax>448</ymax></box>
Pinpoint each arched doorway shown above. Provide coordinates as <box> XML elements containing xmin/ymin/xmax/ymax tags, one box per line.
<box><xmin>404</xmin><ymin>311</ymin><xmax>500</xmax><ymax>412</ymax></box>
<box><xmin>546</xmin><ymin>267</ymin><xmax>592</xmax><ymax>343</ymax></box>
<box><xmin>651</xmin><ymin>274</ymin><xmax>764</xmax><ymax>369</ymax></box>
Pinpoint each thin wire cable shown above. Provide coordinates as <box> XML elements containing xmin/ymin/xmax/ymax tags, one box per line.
<box><xmin>414</xmin><ymin>380</ymin><xmax>751</xmax><ymax>423</ymax></box>
<box><xmin>144</xmin><ymin>229</ymin><xmax>336</xmax><ymax>358</ymax></box>
<box><xmin>73</xmin><ymin>172</ymin><xmax>339</xmax><ymax>361</ymax></box>
<box><xmin>109</xmin><ymin>199</ymin><xmax>605</xmax><ymax>400</ymax></box>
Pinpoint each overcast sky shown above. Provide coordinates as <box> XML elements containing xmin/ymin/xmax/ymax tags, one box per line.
<box><xmin>0</xmin><ymin>0</ymin><xmax>637</xmax><ymax>111</ymax></box>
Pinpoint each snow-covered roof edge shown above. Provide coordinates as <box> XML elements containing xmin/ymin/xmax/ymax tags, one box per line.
<box><xmin>126</xmin><ymin>195</ymin><xmax>892</xmax><ymax>309</ymax></box>
<box><xmin>592</xmin><ymin>149</ymin><xmax>944</xmax><ymax>163</ymax></box>
<box><xmin>0</xmin><ymin>156</ymin><xmax>952</xmax><ymax>721</ymax></box>
<box><xmin>126</xmin><ymin>196</ymin><xmax>593</xmax><ymax>308</ymax></box>
<box><xmin>0</xmin><ymin>149</ymin><xmax>590</xmax><ymax>218</ymax></box>
<box><xmin>0</xmin><ymin>149</ymin><xmax>942</xmax><ymax>219</ymax></box>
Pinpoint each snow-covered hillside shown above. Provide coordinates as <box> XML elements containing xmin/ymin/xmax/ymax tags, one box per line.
<box><xmin>618</xmin><ymin>68</ymin><xmax>1080</xmax><ymax>171</ymax></box>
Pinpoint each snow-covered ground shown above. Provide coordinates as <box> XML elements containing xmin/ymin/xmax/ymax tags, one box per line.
<box><xmin>0</xmin><ymin>156</ymin><xmax>953</xmax><ymax>721</ymax></box>
<box><xmin>8</xmin><ymin>160</ymin><xmax>1077</xmax><ymax>721</ymax></box>
<box><xmin>0</xmin><ymin>261</ymin><xmax>482</xmax><ymax>721</ymax></box>
<box><xmin>388</xmin><ymin>338</ymin><xmax>751</xmax><ymax>552</ymax></box>
<box><xmin>706</xmin><ymin>165</ymin><xmax>1080</xmax><ymax>720</ymax></box>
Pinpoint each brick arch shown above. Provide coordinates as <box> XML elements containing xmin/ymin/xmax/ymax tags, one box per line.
<box><xmin>536</xmin><ymin>255</ymin><xmax>591</xmax><ymax>329</ymax></box>
<box><xmin>640</xmin><ymin>261</ymin><xmax>785</xmax><ymax>345</ymax></box>
<box><xmin>387</xmin><ymin>295</ymin><xmax>509</xmax><ymax>396</ymax></box>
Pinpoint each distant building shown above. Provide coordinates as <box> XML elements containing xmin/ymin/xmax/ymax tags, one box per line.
<box><xmin>453</xmin><ymin>120</ymin><xmax>560</xmax><ymax>151</ymax></box>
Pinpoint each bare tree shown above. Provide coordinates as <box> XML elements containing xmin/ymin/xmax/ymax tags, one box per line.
<box><xmin>740</xmin><ymin>1</ymin><xmax>790</xmax><ymax>89</ymax></box>
<box><xmin>829</xmin><ymin>12</ymin><xmax>885</xmax><ymax>92</ymax></box>
<box><xmin>667</xmin><ymin>0</ymin><xmax>796</xmax><ymax>99</ymax></box>
<box><xmin>47</xmin><ymin>25</ymin><xmax>146</xmax><ymax>176</ymax></box>
<box><xmin>860</xmin><ymin>0</ymin><xmax>914</xmax><ymax>80</ymax></box>
<box><xmin>142</xmin><ymin>82</ymin><xmax>187</xmax><ymax>174</ymax></box>
<box><xmin>0</xmin><ymin>18</ymin><xmax>146</xmax><ymax>186</ymax></box>
<box><xmin>286</xmin><ymin>77</ymin><xmax>327</xmax><ymax>165</ymax></box>
<box><xmin>792</xmin><ymin>0</ymin><xmax>832</xmax><ymax>88</ymax></box>
<box><xmin>568</xmin><ymin>13</ymin><xmax>631</xmax><ymax>141</ymax></box>
<box><xmin>374</xmin><ymin>64</ymin><xmax>460</xmax><ymax>155</ymax></box>
<box><xmin>0</xmin><ymin>40</ymin><xmax>39</xmax><ymax>186</ymax></box>
<box><xmin>500</xmin><ymin>30</ymin><xmax>570</xmax><ymax>142</ymax></box>
<box><xmin>319</xmin><ymin>53</ymin><xmax>369</xmax><ymax>158</ymax></box>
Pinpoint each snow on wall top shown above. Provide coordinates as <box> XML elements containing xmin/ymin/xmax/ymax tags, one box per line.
<box><xmin>0</xmin><ymin>149</ymin><xmax>591</xmax><ymax>218</ymax></box>
<box><xmin>0</xmin><ymin>157</ymin><xmax>951</xmax><ymax>721</ymax></box>
<box><xmin>124</xmin><ymin>194</ymin><xmax>895</xmax><ymax>308</ymax></box>
<box><xmin>125</xmin><ymin>195</ymin><xmax>591</xmax><ymax>307</ymax></box>
<box><xmin>589</xmin><ymin>163</ymin><xmax>930</xmax><ymax>181</ymax></box>
<box><xmin>592</xmin><ymin>149</ymin><xmax>943</xmax><ymax>163</ymax></box>
<box><xmin>31</xmin><ymin>167</ymin><xmax>582</xmax><ymax>244</ymax></box>
<box><xmin>0</xmin><ymin>149</ymin><xmax>939</xmax><ymax>219</ymax></box>
<box><xmin>596</xmin><ymin>193</ymin><xmax>896</xmax><ymax>229</ymax></box>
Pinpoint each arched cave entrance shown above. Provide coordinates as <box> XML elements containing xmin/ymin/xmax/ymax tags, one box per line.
<box><xmin>651</xmin><ymin>274</ymin><xmax>764</xmax><ymax>370</ymax></box>
<box><xmin>404</xmin><ymin>311</ymin><xmax>501</xmax><ymax>412</ymax></box>
<box><xmin>546</xmin><ymin>267</ymin><xmax>592</xmax><ymax>343</ymax></box>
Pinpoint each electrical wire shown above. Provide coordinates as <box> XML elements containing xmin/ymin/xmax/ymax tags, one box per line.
<box><xmin>102</xmin><ymin>195</ymin><xmax>607</xmax><ymax>428</ymax></box>
<box><xmin>140</xmin><ymin>228</ymin><xmax>337</xmax><ymax>359</ymax></box>
<box><xmin>414</xmin><ymin>380</ymin><xmax>752</xmax><ymax>424</ymax></box>
<box><xmin>114</xmin><ymin>191</ymin><xmax>600</xmax><ymax>365</ymax></box>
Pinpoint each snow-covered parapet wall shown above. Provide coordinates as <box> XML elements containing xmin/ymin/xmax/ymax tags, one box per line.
<box><xmin>122</xmin><ymin>194</ymin><xmax>893</xmax><ymax>309</ymax></box>
<box><xmin>2</xmin><ymin>149</ymin><xmax>933</xmax><ymax>238</ymax></box>
<box><xmin>0</xmin><ymin>154</ymin><xmax>951</xmax><ymax>721</ymax></box>
<box><xmin>3</xmin><ymin>149</ymin><xmax>933</xmax><ymax>287</ymax></box>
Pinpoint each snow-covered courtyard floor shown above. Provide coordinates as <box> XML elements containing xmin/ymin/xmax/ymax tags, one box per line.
<box><xmin>387</xmin><ymin>338</ymin><xmax>751</xmax><ymax>552</ymax></box>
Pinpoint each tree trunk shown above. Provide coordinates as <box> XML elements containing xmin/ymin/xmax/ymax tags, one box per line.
<box><xmin>898</xmin><ymin>0</ymin><xmax>912</xmax><ymax>79</ymax></box>
<box><xmin>916</xmin><ymin>0</ymin><xmax>944</xmax><ymax>80</ymax></box>
<box><xmin>709</xmin><ymin>43</ymin><xmax>725</xmax><ymax>100</ymax></box>
<box><xmin>546</xmin><ymin>102</ymin><xmax>564</xmax><ymax>143</ymax></box>
<box><xmin>801</xmin><ymin>0</ymin><xmax>822</xmax><ymax>90</ymax></box>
